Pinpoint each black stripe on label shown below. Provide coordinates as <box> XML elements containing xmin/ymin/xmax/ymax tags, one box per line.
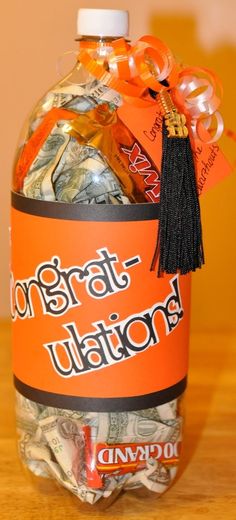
<box><xmin>14</xmin><ymin>376</ymin><xmax>187</xmax><ymax>412</ymax></box>
<box><xmin>11</xmin><ymin>191</ymin><xmax>160</xmax><ymax>222</ymax></box>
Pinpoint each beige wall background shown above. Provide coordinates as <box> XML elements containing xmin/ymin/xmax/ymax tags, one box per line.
<box><xmin>1</xmin><ymin>0</ymin><xmax>236</xmax><ymax>332</ymax></box>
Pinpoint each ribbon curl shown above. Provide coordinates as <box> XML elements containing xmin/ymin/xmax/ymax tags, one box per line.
<box><xmin>78</xmin><ymin>37</ymin><xmax>223</xmax><ymax>143</ymax></box>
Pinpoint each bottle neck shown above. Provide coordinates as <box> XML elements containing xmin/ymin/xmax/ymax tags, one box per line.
<box><xmin>77</xmin><ymin>35</ymin><xmax>129</xmax><ymax>55</ymax></box>
<box><xmin>77</xmin><ymin>35</ymin><xmax>121</xmax><ymax>42</ymax></box>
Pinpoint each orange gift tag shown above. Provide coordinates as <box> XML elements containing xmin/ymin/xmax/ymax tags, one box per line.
<box><xmin>118</xmin><ymin>102</ymin><xmax>232</xmax><ymax>195</ymax></box>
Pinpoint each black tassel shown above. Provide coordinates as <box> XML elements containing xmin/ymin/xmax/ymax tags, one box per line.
<box><xmin>150</xmin><ymin>89</ymin><xmax>204</xmax><ymax>276</ymax></box>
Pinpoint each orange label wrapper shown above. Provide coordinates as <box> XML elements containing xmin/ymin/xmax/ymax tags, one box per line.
<box><xmin>11</xmin><ymin>193</ymin><xmax>191</xmax><ymax>412</ymax></box>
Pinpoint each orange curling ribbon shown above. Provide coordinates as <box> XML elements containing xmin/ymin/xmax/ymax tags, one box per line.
<box><xmin>14</xmin><ymin>108</ymin><xmax>78</xmax><ymax>191</ymax></box>
<box><xmin>137</xmin><ymin>36</ymin><xmax>180</xmax><ymax>90</ymax></box>
<box><xmin>78</xmin><ymin>47</ymin><xmax>147</xmax><ymax>100</ymax></box>
<box><xmin>78</xmin><ymin>37</ymin><xmax>176</xmax><ymax>97</ymax></box>
<box><xmin>175</xmin><ymin>67</ymin><xmax>224</xmax><ymax>143</ymax></box>
<box><xmin>78</xmin><ymin>37</ymin><xmax>223</xmax><ymax>143</ymax></box>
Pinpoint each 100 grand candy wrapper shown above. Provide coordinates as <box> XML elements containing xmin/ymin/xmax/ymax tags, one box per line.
<box><xmin>10</xmin><ymin>8</ymin><xmax>232</xmax><ymax>507</ymax></box>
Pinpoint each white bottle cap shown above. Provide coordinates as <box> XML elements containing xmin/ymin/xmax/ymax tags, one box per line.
<box><xmin>77</xmin><ymin>8</ymin><xmax>129</xmax><ymax>38</ymax></box>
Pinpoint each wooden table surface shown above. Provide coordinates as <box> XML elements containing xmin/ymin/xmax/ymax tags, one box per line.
<box><xmin>1</xmin><ymin>320</ymin><xmax>236</xmax><ymax>519</ymax></box>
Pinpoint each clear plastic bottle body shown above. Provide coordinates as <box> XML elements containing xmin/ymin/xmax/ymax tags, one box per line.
<box><xmin>12</xmin><ymin>38</ymin><xmax>186</xmax><ymax>507</ymax></box>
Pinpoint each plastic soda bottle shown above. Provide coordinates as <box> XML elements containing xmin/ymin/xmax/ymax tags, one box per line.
<box><xmin>11</xmin><ymin>8</ymin><xmax>191</xmax><ymax>507</ymax></box>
